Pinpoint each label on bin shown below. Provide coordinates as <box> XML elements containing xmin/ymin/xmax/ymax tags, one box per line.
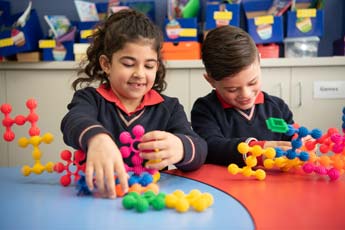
<box><xmin>0</xmin><ymin>37</ymin><xmax>14</xmax><ymax>47</ymax></box>
<box><xmin>297</xmin><ymin>9</ymin><xmax>316</xmax><ymax>18</ymax></box>
<box><xmin>255</xmin><ymin>16</ymin><xmax>274</xmax><ymax>25</ymax></box>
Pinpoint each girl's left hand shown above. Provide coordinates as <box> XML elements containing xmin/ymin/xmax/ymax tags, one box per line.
<box><xmin>138</xmin><ymin>131</ymin><xmax>184</xmax><ymax>170</ymax></box>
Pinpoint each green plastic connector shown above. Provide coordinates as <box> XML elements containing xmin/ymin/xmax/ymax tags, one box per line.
<box><xmin>266</xmin><ymin>117</ymin><xmax>289</xmax><ymax>133</ymax></box>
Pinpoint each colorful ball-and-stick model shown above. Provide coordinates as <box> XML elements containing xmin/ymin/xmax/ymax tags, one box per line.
<box><xmin>228</xmin><ymin>142</ymin><xmax>276</xmax><ymax>180</ymax></box>
<box><xmin>54</xmin><ymin>149</ymin><xmax>86</xmax><ymax>186</ymax></box>
<box><xmin>165</xmin><ymin>189</ymin><xmax>214</xmax><ymax>213</ymax></box>
<box><xmin>122</xmin><ymin>190</ymin><xmax>166</xmax><ymax>213</ymax></box>
<box><xmin>19</xmin><ymin>133</ymin><xmax>55</xmax><ymax>176</ymax></box>
<box><xmin>119</xmin><ymin>124</ymin><xmax>161</xmax><ymax>181</ymax></box>
<box><xmin>1</xmin><ymin>99</ymin><xmax>55</xmax><ymax>176</ymax></box>
<box><xmin>1</xmin><ymin>98</ymin><xmax>40</xmax><ymax>141</ymax></box>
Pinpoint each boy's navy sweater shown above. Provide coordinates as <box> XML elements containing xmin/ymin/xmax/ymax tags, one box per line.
<box><xmin>191</xmin><ymin>90</ymin><xmax>293</xmax><ymax>167</ymax></box>
<box><xmin>61</xmin><ymin>87</ymin><xmax>207</xmax><ymax>171</ymax></box>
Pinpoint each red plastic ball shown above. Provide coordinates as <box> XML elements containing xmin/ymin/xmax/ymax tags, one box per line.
<box><xmin>3</xmin><ymin>132</ymin><xmax>15</xmax><ymax>142</ymax></box>
<box><xmin>29</xmin><ymin>126</ymin><xmax>40</xmax><ymax>136</ymax></box>
<box><xmin>14</xmin><ymin>115</ymin><xmax>26</xmax><ymax>125</ymax></box>
<box><xmin>74</xmin><ymin>150</ymin><xmax>86</xmax><ymax>162</ymax></box>
<box><xmin>2</xmin><ymin>117</ymin><xmax>13</xmax><ymax>127</ymax></box>
<box><xmin>61</xmin><ymin>175</ymin><xmax>71</xmax><ymax>187</ymax></box>
<box><xmin>0</xmin><ymin>104</ymin><xmax>12</xmax><ymax>113</ymax></box>
<box><xmin>27</xmin><ymin>113</ymin><xmax>39</xmax><ymax>123</ymax></box>
<box><xmin>26</xmin><ymin>99</ymin><xmax>37</xmax><ymax>109</ymax></box>
<box><xmin>61</xmin><ymin>150</ymin><xmax>72</xmax><ymax>161</ymax></box>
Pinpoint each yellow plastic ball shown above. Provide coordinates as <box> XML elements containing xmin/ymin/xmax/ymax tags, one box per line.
<box><xmin>265</xmin><ymin>147</ymin><xmax>276</xmax><ymax>159</ymax></box>
<box><xmin>237</xmin><ymin>142</ymin><xmax>249</xmax><ymax>154</ymax></box>
<box><xmin>152</xmin><ymin>172</ymin><xmax>160</xmax><ymax>183</ymax></box>
<box><xmin>18</xmin><ymin>137</ymin><xmax>29</xmax><ymax>147</ymax></box>
<box><xmin>245</xmin><ymin>156</ymin><xmax>257</xmax><ymax>167</ymax></box>
<box><xmin>255</xmin><ymin>169</ymin><xmax>266</xmax><ymax>180</ymax></box>
<box><xmin>175</xmin><ymin>198</ymin><xmax>189</xmax><ymax>213</ymax></box>
<box><xmin>21</xmin><ymin>165</ymin><xmax>31</xmax><ymax>176</ymax></box>
<box><xmin>251</xmin><ymin>145</ymin><xmax>262</xmax><ymax>156</ymax></box>
<box><xmin>263</xmin><ymin>159</ymin><xmax>274</xmax><ymax>169</ymax></box>
<box><xmin>228</xmin><ymin>164</ymin><xmax>239</xmax><ymax>174</ymax></box>
<box><xmin>165</xmin><ymin>194</ymin><xmax>178</xmax><ymax>208</ymax></box>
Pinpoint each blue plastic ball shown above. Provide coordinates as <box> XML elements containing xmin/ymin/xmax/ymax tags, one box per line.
<box><xmin>298</xmin><ymin>126</ymin><xmax>309</xmax><ymax>137</ymax></box>
<box><xmin>311</xmin><ymin>129</ymin><xmax>322</xmax><ymax>139</ymax></box>
<box><xmin>286</xmin><ymin>149</ymin><xmax>296</xmax><ymax>159</ymax></box>
<box><xmin>298</xmin><ymin>151</ymin><xmax>309</xmax><ymax>161</ymax></box>
<box><xmin>292</xmin><ymin>139</ymin><xmax>302</xmax><ymax>148</ymax></box>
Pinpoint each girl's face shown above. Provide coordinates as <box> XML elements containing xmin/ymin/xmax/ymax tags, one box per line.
<box><xmin>205</xmin><ymin>59</ymin><xmax>262</xmax><ymax>110</ymax></box>
<box><xmin>100</xmin><ymin>41</ymin><xmax>158</xmax><ymax>111</ymax></box>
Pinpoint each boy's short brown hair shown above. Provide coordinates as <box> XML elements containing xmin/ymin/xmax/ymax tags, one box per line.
<box><xmin>202</xmin><ymin>25</ymin><xmax>258</xmax><ymax>81</ymax></box>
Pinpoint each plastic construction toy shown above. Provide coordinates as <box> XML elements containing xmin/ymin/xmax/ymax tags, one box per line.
<box><xmin>165</xmin><ymin>189</ymin><xmax>214</xmax><ymax>213</ymax></box>
<box><xmin>54</xmin><ymin>149</ymin><xmax>86</xmax><ymax>186</ymax></box>
<box><xmin>266</xmin><ymin>117</ymin><xmax>289</xmax><ymax>133</ymax></box>
<box><xmin>228</xmin><ymin>142</ymin><xmax>276</xmax><ymax>180</ymax></box>
<box><xmin>119</xmin><ymin>124</ymin><xmax>160</xmax><ymax>177</ymax></box>
<box><xmin>19</xmin><ymin>133</ymin><xmax>55</xmax><ymax>176</ymax></box>
<box><xmin>122</xmin><ymin>191</ymin><xmax>166</xmax><ymax>213</ymax></box>
<box><xmin>1</xmin><ymin>98</ymin><xmax>40</xmax><ymax>142</ymax></box>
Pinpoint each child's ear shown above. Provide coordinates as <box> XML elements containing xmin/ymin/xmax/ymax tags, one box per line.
<box><xmin>99</xmin><ymin>55</ymin><xmax>111</xmax><ymax>75</ymax></box>
<box><xmin>203</xmin><ymin>73</ymin><xmax>216</xmax><ymax>88</ymax></box>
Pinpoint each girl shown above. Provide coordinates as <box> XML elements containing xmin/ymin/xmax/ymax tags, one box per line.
<box><xmin>61</xmin><ymin>9</ymin><xmax>207</xmax><ymax>199</ymax></box>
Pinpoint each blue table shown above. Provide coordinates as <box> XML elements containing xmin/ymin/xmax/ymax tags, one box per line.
<box><xmin>0</xmin><ymin>167</ymin><xmax>254</xmax><ymax>229</ymax></box>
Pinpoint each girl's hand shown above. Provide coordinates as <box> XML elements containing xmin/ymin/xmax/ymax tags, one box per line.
<box><xmin>85</xmin><ymin>133</ymin><xmax>128</xmax><ymax>199</ymax></box>
<box><xmin>264</xmin><ymin>140</ymin><xmax>291</xmax><ymax>151</ymax></box>
<box><xmin>138</xmin><ymin>131</ymin><xmax>184</xmax><ymax>170</ymax></box>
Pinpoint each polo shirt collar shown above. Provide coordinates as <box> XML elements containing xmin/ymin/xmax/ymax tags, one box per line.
<box><xmin>96</xmin><ymin>84</ymin><xmax>164</xmax><ymax>115</ymax></box>
<box><xmin>216</xmin><ymin>90</ymin><xmax>264</xmax><ymax>109</ymax></box>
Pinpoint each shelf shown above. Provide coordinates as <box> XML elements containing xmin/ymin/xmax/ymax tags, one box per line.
<box><xmin>0</xmin><ymin>57</ymin><xmax>344</xmax><ymax>70</ymax></box>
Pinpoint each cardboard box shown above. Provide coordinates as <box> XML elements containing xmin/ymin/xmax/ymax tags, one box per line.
<box><xmin>205</xmin><ymin>2</ymin><xmax>240</xmax><ymax>30</ymax></box>
<box><xmin>162</xmin><ymin>41</ymin><xmax>201</xmax><ymax>60</ymax></box>
<box><xmin>0</xmin><ymin>9</ymin><xmax>43</xmax><ymax>56</ymax></box>
<box><xmin>73</xmin><ymin>43</ymin><xmax>90</xmax><ymax>62</ymax></box>
<box><xmin>16</xmin><ymin>51</ymin><xmax>41</xmax><ymax>62</ymax></box>
<box><xmin>164</xmin><ymin>18</ymin><xmax>198</xmax><ymax>42</ymax></box>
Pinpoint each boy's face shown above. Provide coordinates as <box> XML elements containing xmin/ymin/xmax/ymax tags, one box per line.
<box><xmin>205</xmin><ymin>59</ymin><xmax>262</xmax><ymax>110</ymax></box>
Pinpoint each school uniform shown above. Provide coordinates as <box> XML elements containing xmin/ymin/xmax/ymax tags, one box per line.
<box><xmin>191</xmin><ymin>90</ymin><xmax>293</xmax><ymax>167</ymax></box>
<box><xmin>61</xmin><ymin>85</ymin><xmax>207</xmax><ymax>171</ymax></box>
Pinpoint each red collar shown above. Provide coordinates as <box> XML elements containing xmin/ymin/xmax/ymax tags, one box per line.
<box><xmin>216</xmin><ymin>91</ymin><xmax>264</xmax><ymax>109</ymax></box>
<box><xmin>96</xmin><ymin>84</ymin><xmax>164</xmax><ymax>115</ymax></box>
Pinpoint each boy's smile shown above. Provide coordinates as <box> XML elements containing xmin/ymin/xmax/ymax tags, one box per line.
<box><xmin>205</xmin><ymin>59</ymin><xmax>262</xmax><ymax>111</ymax></box>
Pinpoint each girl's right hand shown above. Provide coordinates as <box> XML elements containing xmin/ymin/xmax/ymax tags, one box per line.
<box><xmin>85</xmin><ymin>133</ymin><xmax>128</xmax><ymax>199</ymax></box>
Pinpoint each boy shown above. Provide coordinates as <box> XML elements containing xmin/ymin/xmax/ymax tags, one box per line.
<box><xmin>191</xmin><ymin>25</ymin><xmax>292</xmax><ymax>167</ymax></box>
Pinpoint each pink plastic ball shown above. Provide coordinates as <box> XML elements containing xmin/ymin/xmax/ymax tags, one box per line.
<box><xmin>132</xmin><ymin>125</ymin><xmax>145</xmax><ymax>138</ymax></box>
<box><xmin>302</xmin><ymin>163</ymin><xmax>314</xmax><ymax>173</ymax></box>
<box><xmin>119</xmin><ymin>132</ymin><xmax>132</xmax><ymax>144</ymax></box>
<box><xmin>328</xmin><ymin>168</ymin><xmax>340</xmax><ymax>181</ymax></box>
<box><xmin>120</xmin><ymin>146</ymin><xmax>131</xmax><ymax>158</ymax></box>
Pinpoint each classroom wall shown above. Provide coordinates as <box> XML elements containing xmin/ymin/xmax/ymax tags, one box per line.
<box><xmin>5</xmin><ymin>0</ymin><xmax>345</xmax><ymax>56</ymax></box>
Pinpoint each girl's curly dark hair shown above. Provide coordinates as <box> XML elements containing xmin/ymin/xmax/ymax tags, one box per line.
<box><xmin>72</xmin><ymin>9</ymin><xmax>166</xmax><ymax>92</ymax></box>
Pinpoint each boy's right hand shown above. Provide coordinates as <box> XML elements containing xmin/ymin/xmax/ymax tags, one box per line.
<box><xmin>85</xmin><ymin>133</ymin><xmax>128</xmax><ymax>199</ymax></box>
<box><xmin>264</xmin><ymin>141</ymin><xmax>291</xmax><ymax>151</ymax></box>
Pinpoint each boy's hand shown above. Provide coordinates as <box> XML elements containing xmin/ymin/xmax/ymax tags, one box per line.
<box><xmin>264</xmin><ymin>140</ymin><xmax>291</xmax><ymax>151</ymax></box>
<box><xmin>85</xmin><ymin>133</ymin><xmax>128</xmax><ymax>199</ymax></box>
<box><xmin>138</xmin><ymin>131</ymin><xmax>184</xmax><ymax>170</ymax></box>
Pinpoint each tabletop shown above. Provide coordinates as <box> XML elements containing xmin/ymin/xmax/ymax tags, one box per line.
<box><xmin>0</xmin><ymin>167</ymin><xmax>254</xmax><ymax>230</ymax></box>
<box><xmin>168</xmin><ymin>164</ymin><xmax>345</xmax><ymax>230</ymax></box>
